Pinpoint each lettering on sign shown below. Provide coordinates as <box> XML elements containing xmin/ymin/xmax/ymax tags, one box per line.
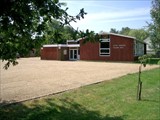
<box><xmin>113</xmin><ymin>44</ymin><xmax>126</xmax><ymax>49</ymax></box>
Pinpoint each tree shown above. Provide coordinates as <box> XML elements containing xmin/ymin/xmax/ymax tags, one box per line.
<box><xmin>44</xmin><ymin>20</ymin><xmax>66</xmax><ymax>44</ymax></box>
<box><xmin>99</xmin><ymin>30</ymin><xmax>108</xmax><ymax>34</ymax></box>
<box><xmin>128</xmin><ymin>29</ymin><xmax>149</xmax><ymax>41</ymax></box>
<box><xmin>80</xmin><ymin>29</ymin><xmax>99</xmax><ymax>44</ymax></box>
<box><xmin>0</xmin><ymin>0</ymin><xmax>87</xmax><ymax>69</ymax></box>
<box><xmin>110</xmin><ymin>28</ymin><xmax>119</xmax><ymax>34</ymax></box>
<box><xmin>137</xmin><ymin>55</ymin><xmax>149</xmax><ymax>100</ymax></box>
<box><xmin>63</xmin><ymin>26</ymin><xmax>80</xmax><ymax>40</ymax></box>
<box><xmin>119</xmin><ymin>27</ymin><xmax>131</xmax><ymax>35</ymax></box>
<box><xmin>119</xmin><ymin>27</ymin><xmax>149</xmax><ymax>41</ymax></box>
<box><xmin>44</xmin><ymin>19</ymin><xmax>80</xmax><ymax>44</ymax></box>
<box><xmin>148</xmin><ymin>0</ymin><xmax>160</xmax><ymax>54</ymax></box>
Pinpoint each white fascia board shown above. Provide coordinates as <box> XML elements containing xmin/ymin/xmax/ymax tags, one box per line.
<box><xmin>81</xmin><ymin>32</ymin><xmax>136</xmax><ymax>40</ymax></box>
<box><xmin>76</xmin><ymin>38</ymin><xmax>84</xmax><ymax>42</ymax></box>
<box><xmin>43</xmin><ymin>44</ymin><xmax>66</xmax><ymax>47</ymax></box>
<box><xmin>67</xmin><ymin>44</ymin><xmax>80</xmax><ymax>47</ymax></box>
<box><xmin>67</xmin><ymin>40</ymin><xmax>76</xmax><ymax>43</ymax></box>
<box><xmin>43</xmin><ymin>44</ymin><xmax>79</xmax><ymax>48</ymax></box>
<box><xmin>43</xmin><ymin>44</ymin><xmax>59</xmax><ymax>47</ymax></box>
<box><xmin>59</xmin><ymin>44</ymin><xmax>68</xmax><ymax>47</ymax></box>
<box><xmin>109</xmin><ymin>33</ymin><xmax>136</xmax><ymax>39</ymax></box>
<box><xmin>99</xmin><ymin>32</ymin><xmax>136</xmax><ymax>39</ymax></box>
<box><xmin>67</xmin><ymin>40</ymin><xmax>75</xmax><ymax>42</ymax></box>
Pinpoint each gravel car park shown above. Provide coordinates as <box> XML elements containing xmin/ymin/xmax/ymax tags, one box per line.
<box><xmin>0</xmin><ymin>57</ymin><xmax>158</xmax><ymax>103</ymax></box>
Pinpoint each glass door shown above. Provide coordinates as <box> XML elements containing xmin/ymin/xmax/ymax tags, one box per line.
<box><xmin>70</xmin><ymin>49</ymin><xmax>78</xmax><ymax>60</ymax></box>
<box><xmin>73</xmin><ymin>50</ymin><xmax>77</xmax><ymax>59</ymax></box>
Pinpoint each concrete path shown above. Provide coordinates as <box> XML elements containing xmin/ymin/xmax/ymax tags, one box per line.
<box><xmin>0</xmin><ymin>58</ymin><xmax>158</xmax><ymax>103</ymax></box>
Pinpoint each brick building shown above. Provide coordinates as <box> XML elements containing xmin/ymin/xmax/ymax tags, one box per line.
<box><xmin>41</xmin><ymin>33</ymin><xmax>146</xmax><ymax>61</ymax></box>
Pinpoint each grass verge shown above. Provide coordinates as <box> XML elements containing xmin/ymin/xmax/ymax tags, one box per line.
<box><xmin>0</xmin><ymin>68</ymin><xmax>159</xmax><ymax>120</ymax></box>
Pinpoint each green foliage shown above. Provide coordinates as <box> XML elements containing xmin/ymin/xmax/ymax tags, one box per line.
<box><xmin>0</xmin><ymin>0</ymin><xmax>87</xmax><ymax>69</ymax></box>
<box><xmin>138</xmin><ymin>55</ymin><xmax>150</xmax><ymax>67</ymax></box>
<box><xmin>44</xmin><ymin>19</ymin><xmax>80</xmax><ymax>44</ymax></box>
<box><xmin>0</xmin><ymin>68</ymin><xmax>159</xmax><ymax>120</ymax></box>
<box><xmin>138</xmin><ymin>54</ymin><xmax>160</xmax><ymax>65</ymax></box>
<box><xmin>128</xmin><ymin>29</ymin><xmax>149</xmax><ymax>41</ymax></box>
<box><xmin>80</xmin><ymin>29</ymin><xmax>100</xmax><ymax>44</ymax></box>
<box><xmin>119</xmin><ymin>27</ymin><xmax>131</xmax><ymax>35</ymax></box>
<box><xmin>148</xmin><ymin>58</ymin><xmax>160</xmax><ymax>64</ymax></box>
<box><xmin>148</xmin><ymin>0</ymin><xmax>160</xmax><ymax>53</ymax></box>
<box><xmin>109</xmin><ymin>28</ymin><xmax>119</xmax><ymax>34</ymax></box>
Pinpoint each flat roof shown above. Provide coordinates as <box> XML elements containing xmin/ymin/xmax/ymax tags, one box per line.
<box><xmin>43</xmin><ymin>44</ymin><xmax>80</xmax><ymax>48</ymax></box>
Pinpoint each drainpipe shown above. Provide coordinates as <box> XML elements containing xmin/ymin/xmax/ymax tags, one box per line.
<box><xmin>0</xmin><ymin>60</ymin><xmax>2</xmax><ymax>102</ymax></box>
<box><xmin>57</xmin><ymin>46</ymin><xmax>58</xmax><ymax>60</ymax></box>
<box><xmin>58</xmin><ymin>45</ymin><xmax>61</xmax><ymax>60</ymax></box>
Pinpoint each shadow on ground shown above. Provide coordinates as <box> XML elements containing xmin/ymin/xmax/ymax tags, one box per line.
<box><xmin>0</xmin><ymin>98</ymin><xmax>125</xmax><ymax>120</ymax></box>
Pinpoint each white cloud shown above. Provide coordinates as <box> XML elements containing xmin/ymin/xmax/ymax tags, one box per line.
<box><xmin>62</xmin><ymin>1</ymin><xmax>151</xmax><ymax>32</ymax></box>
<box><xmin>102</xmin><ymin>16</ymin><xmax>151</xmax><ymax>23</ymax></box>
<box><xmin>83</xmin><ymin>7</ymin><xmax>149</xmax><ymax>21</ymax></box>
<box><xmin>70</xmin><ymin>7</ymin><xmax>150</xmax><ymax>28</ymax></box>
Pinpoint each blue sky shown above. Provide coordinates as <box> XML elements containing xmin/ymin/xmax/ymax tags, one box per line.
<box><xmin>60</xmin><ymin>0</ymin><xmax>152</xmax><ymax>33</ymax></box>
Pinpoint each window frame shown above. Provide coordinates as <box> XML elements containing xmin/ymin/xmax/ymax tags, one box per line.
<box><xmin>99</xmin><ymin>38</ymin><xmax>110</xmax><ymax>56</ymax></box>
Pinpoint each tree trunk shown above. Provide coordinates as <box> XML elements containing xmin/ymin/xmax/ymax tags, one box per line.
<box><xmin>137</xmin><ymin>81</ymin><xmax>142</xmax><ymax>100</ymax></box>
<box><xmin>137</xmin><ymin>65</ymin><xmax>143</xmax><ymax>100</ymax></box>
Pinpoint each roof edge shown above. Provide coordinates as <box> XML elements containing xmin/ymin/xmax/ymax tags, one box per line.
<box><xmin>76</xmin><ymin>33</ymin><xmax>136</xmax><ymax>41</ymax></box>
<box><xmin>109</xmin><ymin>33</ymin><xmax>136</xmax><ymax>39</ymax></box>
<box><xmin>43</xmin><ymin>44</ymin><xmax>80</xmax><ymax>48</ymax></box>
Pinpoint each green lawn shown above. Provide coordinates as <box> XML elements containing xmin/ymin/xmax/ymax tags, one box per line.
<box><xmin>0</xmin><ymin>68</ymin><xmax>160</xmax><ymax>120</ymax></box>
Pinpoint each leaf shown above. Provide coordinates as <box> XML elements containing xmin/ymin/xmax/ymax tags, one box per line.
<box><xmin>54</xmin><ymin>0</ymin><xmax>59</xmax><ymax>4</ymax></box>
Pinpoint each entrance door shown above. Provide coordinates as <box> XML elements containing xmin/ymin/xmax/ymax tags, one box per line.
<box><xmin>70</xmin><ymin>49</ymin><xmax>78</xmax><ymax>60</ymax></box>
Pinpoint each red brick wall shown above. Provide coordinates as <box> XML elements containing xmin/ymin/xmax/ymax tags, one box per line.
<box><xmin>110</xmin><ymin>35</ymin><xmax>134</xmax><ymax>61</ymax></box>
<box><xmin>80</xmin><ymin>41</ymin><xmax>101</xmax><ymax>60</ymax></box>
<box><xmin>80</xmin><ymin>34</ymin><xmax>135</xmax><ymax>61</ymax></box>
<box><xmin>60</xmin><ymin>47</ymin><xmax>69</xmax><ymax>60</ymax></box>
<box><xmin>41</xmin><ymin>47</ymin><xmax>70</xmax><ymax>60</ymax></box>
<box><xmin>41</xmin><ymin>47</ymin><xmax>60</xmax><ymax>60</ymax></box>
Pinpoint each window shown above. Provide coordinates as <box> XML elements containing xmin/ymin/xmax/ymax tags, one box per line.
<box><xmin>99</xmin><ymin>39</ymin><xmax>110</xmax><ymax>56</ymax></box>
<box><xmin>134</xmin><ymin>41</ymin><xmax>144</xmax><ymax>56</ymax></box>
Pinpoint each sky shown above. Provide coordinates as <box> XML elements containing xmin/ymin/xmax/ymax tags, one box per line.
<box><xmin>60</xmin><ymin>0</ymin><xmax>152</xmax><ymax>33</ymax></box>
